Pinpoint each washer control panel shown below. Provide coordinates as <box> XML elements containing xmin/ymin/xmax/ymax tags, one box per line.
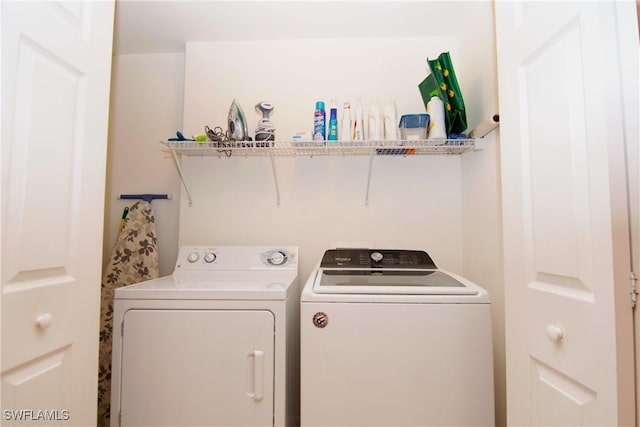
<box><xmin>174</xmin><ymin>245</ymin><xmax>297</xmax><ymax>271</ymax></box>
<box><xmin>320</xmin><ymin>248</ymin><xmax>437</xmax><ymax>269</ymax></box>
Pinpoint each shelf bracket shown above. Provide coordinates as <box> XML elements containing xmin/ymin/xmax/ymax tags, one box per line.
<box><xmin>268</xmin><ymin>150</ymin><xmax>281</xmax><ymax>207</ymax></box>
<box><xmin>364</xmin><ymin>150</ymin><xmax>375</xmax><ymax>207</ymax></box>
<box><xmin>170</xmin><ymin>149</ymin><xmax>193</xmax><ymax>207</ymax></box>
<box><xmin>473</xmin><ymin>137</ymin><xmax>486</xmax><ymax>150</ymax></box>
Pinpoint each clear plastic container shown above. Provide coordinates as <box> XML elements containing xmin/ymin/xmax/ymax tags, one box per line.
<box><xmin>399</xmin><ymin>114</ymin><xmax>430</xmax><ymax>140</ymax></box>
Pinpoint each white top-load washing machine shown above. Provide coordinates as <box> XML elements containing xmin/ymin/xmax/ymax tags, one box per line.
<box><xmin>300</xmin><ymin>248</ymin><xmax>494</xmax><ymax>427</ymax></box>
<box><xmin>110</xmin><ymin>245</ymin><xmax>299</xmax><ymax>427</ymax></box>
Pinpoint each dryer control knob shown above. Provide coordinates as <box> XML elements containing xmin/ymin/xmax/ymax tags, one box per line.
<box><xmin>371</xmin><ymin>252</ymin><xmax>384</xmax><ymax>263</ymax></box>
<box><xmin>269</xmin><ymin>251</ymin><xmax>287</xmax><ymax>266</ymax></box>
<box><xmin>187</xmin><ymin>252</ymin><xmax>200</xmax><ymax>263</ymax></box>
<box><xmin>204</xmin><ymin>252</ymin><xmax>216</xmax><ymax>263</ymax></box>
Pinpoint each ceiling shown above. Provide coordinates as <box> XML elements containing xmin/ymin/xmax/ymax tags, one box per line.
<box><xmin>112</xmin><ymin>0</ymin><xmax>490</xmax><ymax>55</ymax></box>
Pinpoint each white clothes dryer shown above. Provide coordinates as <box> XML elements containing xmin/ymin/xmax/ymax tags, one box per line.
<box><xmin>300</xmin><ymin>248</ymin><xmax>494</xmax><ymax>427</ymax></box>
<box><xmin>110</xmin><ymin>245</ymin><xmax>299</xmax><ymax>427</ymax></box>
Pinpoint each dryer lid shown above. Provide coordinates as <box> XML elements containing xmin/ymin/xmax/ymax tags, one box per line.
<box><xmin>114</xmin><ymin>270</ymin><xmax>298</xmax><ymax>300</ymax></box>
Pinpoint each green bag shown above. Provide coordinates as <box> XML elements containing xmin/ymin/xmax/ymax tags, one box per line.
<box><xmin>418</xmin><ymin>52</ymin><xmax>467</xmax><ymax>135</ymax></box>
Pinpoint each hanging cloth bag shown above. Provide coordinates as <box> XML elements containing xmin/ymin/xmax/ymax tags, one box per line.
<box><xmin>418</xmin><ymin>51</ymin><xmax>468</xmax><ymax>135</ymax></box>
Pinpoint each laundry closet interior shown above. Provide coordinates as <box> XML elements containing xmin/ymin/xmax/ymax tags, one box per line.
<box><xmin>106</xmin><ymin>1</ymin><xmax>504</xmax><ymax>424</ymax></box>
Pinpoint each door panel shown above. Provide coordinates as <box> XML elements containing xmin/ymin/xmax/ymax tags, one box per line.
<box><xmin>530</xmin><ymin>358</ymin><xmax>596</xmax><ymax>426</ymax></box>
<box><xmin>495</xmin><ymin>2</ymin><xmax>635</xmax><ymax>425</ymax></box>
<box><xmin>120</xmin><ymin>309</ymin><xmax>275</xmax><ymax>427</ymax></box>
<box><xmin>6</xmin><ymin>34</ymin><xmax>81</xmax><ymax>278</ymax></box>
<box><xmin>522</xmin><ymin>17</ymin><xmax>592</xmax><ymax>297</ymax></box>
<box><xmin>2</xmin><ymin>347</ymin><xmax>72</xmax><ymax>426</ymax></box>
<box><xmin>1</xmin><ymin>1</ymin><xmax>114</xmax><ymax>424</ymax></box>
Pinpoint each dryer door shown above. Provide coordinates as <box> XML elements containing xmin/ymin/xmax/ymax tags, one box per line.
<box><xmin>119</xmin><ymin>309</ymin><xmax>275</xmax><ymax>426</ymax></box>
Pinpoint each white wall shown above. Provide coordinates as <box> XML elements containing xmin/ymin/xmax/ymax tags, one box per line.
<box><xmin>457</xmin><ymin>3</ymin><xmax>506</xmax><ymax>425</ymax></box>
<box><xmin>103</xmin><ymin>53</ymin><xmax>183</xmax><ymax>277</ymax></box>
<box><xmin>179</xmin><ymin>37</ymin><xmax>468</xmax><ymax>279</ymax></box>
<box><xmin>178</xmin><ymin>154</ymin><xmax>464</xmax><ymax>277</ymax></box>
<box><xmin>461</xmin><ymin>131</ymin><xmax>504</xmax><ymax>427</ymax></box>
<box><xmin>182</xmin><ymin>37</ymin><xmax>458</xmax><ymax>141</ymax></box>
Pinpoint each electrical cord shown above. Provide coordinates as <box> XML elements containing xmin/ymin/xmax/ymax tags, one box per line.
<box><xmin>203</xmin><ymin>125</ymin><xmax>231</xmax><ymax>157</ymax></box>
<box><xmin>205</xmin><ymin>122</ymin><xmax>274</xmax><ymax>155</ymax></box>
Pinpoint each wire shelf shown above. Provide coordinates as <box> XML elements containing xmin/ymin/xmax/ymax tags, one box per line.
<box><xmin>161</xmin><ymin>138</ymin><xmax>481</xmax><ymax>207</ymax></box>
<box><xmin>161</xmin><ymin>138</ymin><xmax>477</xmax><ymax>157</ymax></box>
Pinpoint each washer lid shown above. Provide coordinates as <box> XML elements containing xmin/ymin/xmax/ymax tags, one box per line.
<box><xmin>314</xmin><ymin>269</ymin><xmax>479</xmax><ymax>295</ymax></box>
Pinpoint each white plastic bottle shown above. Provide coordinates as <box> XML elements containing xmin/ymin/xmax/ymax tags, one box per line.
<box><xmin>426</xmin><ymin>94</ymin><xmax>447</xmax><ymax>139</ymax></box>
<box><xmin>352</xmin><ymin>99</ymin><xmax>365</xmax><ymax>143</ymax></box>
<box><xmin>340</xmin><ymin>101</ymin><xmax>352</xmax><ymax>142</ymax></box>
<box><xmin>367</xmin><ymin>99</ymin><xmax>382</xmax><ymax>141</ymax></box>
<box><xmin>383</xmin><ymin>99</ymin><xmax>398</xmax><ymax>140</ymax></box>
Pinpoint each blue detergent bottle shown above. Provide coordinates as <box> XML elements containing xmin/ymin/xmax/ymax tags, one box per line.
<box><xmin>327</xmin><ymin>99</ymin><xmax>338</xmax><ymax>141</ymax></box>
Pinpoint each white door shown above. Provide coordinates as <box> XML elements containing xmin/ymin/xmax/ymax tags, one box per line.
<box><xmin>1</xmin><ymin>1</ymin><xmax>114</xmax><ymax>425</ymax></box>
<box><xmin>495</xmin><ymin>1</ymin><xmax>636</xmax><ymax>425</ymax></box>
<box><xmin>119</xmin><ymin>309</ymin><xmax>275</xmax><ymax>427</ymax></box>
